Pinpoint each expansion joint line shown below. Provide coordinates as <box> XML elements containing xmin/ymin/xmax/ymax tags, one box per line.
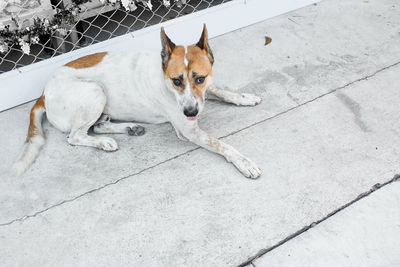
<box><xmin>237</xmin><ymin>174</ymin><xmax>400</xmax><ymax>267</ymax></box>
<box><xmin>222</xmin><ymin>60</ymin><xmax>400</xmax><ymax>139</ymax></box>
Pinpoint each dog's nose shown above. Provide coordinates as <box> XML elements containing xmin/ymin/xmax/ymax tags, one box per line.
<box><xmin>183</xmin><ymin>105</ymin><xmax>199</xmax><ymax>117</ymax></box>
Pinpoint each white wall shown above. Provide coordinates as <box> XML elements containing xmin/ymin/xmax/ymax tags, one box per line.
<box><xmin>0</xmin><ymin>0</ymin><xmax>319</xmax><ymax>111</ymax></box>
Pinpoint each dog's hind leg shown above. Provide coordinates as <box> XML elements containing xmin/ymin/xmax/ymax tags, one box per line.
<box><xmin>93</xmin><ymin>114</ymin><xmax>145</xmax><ymax>136</ymax></box>
<box><xmin>207</xmin><ymin>86</ymin><xmax>261</xmax><ymax>106</ymax></box>
<box><xmin>68</xmin><ymin>129</ymin><xmax>118</xmax><ymax>151</ymax></box>
<box><xmin>65</xmin><ymin>84</ymin><xmax>118</xmax><ymax>151</ymax></box>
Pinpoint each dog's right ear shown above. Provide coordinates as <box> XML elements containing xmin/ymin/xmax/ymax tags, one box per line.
<box><xmin>196</xmin><ymin>24</ymin><xmax>214</xmax><ymax>65</ymax></box>
<box><xmin>160</xmin><ymin>27</ymin><xmax>176</xmax><ymax>70</ymax></box>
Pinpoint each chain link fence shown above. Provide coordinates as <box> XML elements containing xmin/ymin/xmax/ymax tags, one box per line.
<box><xmin>0</xmin><ymin>0</ymin><xmax>231</xmax><ymax>74</ymax></box>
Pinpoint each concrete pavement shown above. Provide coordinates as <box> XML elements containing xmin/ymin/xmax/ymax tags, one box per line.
<box><xmin>1</xmin><ymin>0</ymin><xmax>400</xmax><ymax>265</ymax></box>
<box><xmin>253</xmin><ymin>178</ymin><xmax>400</xmax><ymax>267</ymax></box>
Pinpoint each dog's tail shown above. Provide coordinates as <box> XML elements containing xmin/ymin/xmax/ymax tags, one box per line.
<box><xmin>13</xmin><ymin>95</ymin><xmax>46</xmax><ymax>175</ymax></box>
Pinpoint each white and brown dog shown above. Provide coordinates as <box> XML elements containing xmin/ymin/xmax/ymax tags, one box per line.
<box><xmin>13</xmin><ymin>25</ymin><xmax>262</xmax><ymax>178</ymax></box>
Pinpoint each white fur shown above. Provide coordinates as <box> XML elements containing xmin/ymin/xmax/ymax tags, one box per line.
<box><xmin>16</xmin><ymin>50</ymin><xmax>262</xmax><ymax>178</ymax></box>
<box><xmin>182</xmin><ymin>79</ymin><xmax>197</xmax><ymax>110</ymax></box>
<box><xmin>13</xmin><ymin>108</ymin><xmax>46</xmax><ymax>176</ymax></box>
<box><xmin>184</xmin><ymin>46</ymin><xmax>189</xmax><ymax>67</ymax></box>
<box><xmin>207</xmin><ymin>86</ymin><xmax>262</xmax><ymax>106</ymax></box>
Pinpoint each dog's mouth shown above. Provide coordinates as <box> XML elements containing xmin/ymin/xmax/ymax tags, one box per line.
<box><xmin>186</xmin><ymin>115</ymin><xmax>198</xmax><ymax>121</ymax></box>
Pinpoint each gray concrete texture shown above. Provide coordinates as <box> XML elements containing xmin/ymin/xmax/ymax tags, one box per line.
<box><xmin>253</xmin><ymin>180</ymin><xmax>400</xmax><ymax>266</ymax></box>
<box><xmin>0</xmin><ymin>0</ymin><xmax>399</xmax><ymax>265</ymax></box>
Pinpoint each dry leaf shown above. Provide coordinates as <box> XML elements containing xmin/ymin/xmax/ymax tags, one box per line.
<box><xmin>265</xmin><ymin>36</ymin><xmax>272</xmax><ymax>46</ymax></box>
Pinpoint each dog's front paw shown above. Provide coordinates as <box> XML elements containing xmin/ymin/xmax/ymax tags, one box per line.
<box><xmin>236</xmin><ymin>93</ymin><xmax>262</xmax><ymax>106</ymax></box>
<box><xmin>232</xmin><ymin>156</ymin><xmax>261</xmax><ymax>179</ymax></box>
<box><xmin>127</xmin><ymin>125</ymin><xmax>146</xmax><ymax>136</ymax></box>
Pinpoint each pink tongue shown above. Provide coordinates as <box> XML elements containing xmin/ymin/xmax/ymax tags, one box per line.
<box><xmin>187</xmin><ymin>116</ymin><xmax>198</xmax><ymax>121</ymax></box>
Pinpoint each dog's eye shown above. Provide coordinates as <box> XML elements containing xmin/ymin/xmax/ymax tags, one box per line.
<box><xmin>172</xmin><ymin>78</ymin><xmax>182</xmax><ymax>87</ymax></box>
<box><xmin>195</xmin><ymin>77</ymin><xmax>206</xmax><ymax>85</ymax></box>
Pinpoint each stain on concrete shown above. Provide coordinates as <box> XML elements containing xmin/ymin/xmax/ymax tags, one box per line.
<box><xmin>286</xmin><ymin>92</ymin><xmax>300</xmax><ymax>103</ymax></box>
<box><xmin>336</xmin><ymin>92</ymin><xmax>371</xmax><ymax>132</ymax></box>
<box><xmin>282</xmin><ymin>61</ymin><xmax>342</xmax><ymax>87</ymax></box>
<box><xmin>340</xmin><ymin>54</ymin><xmax>358</xmax><ymax>63</ymax></box>
<box><xmin>236</xmin><ymin>70</ymin><xmax>289</xmax><ymax>95</ymax></box>
<box><xmin>329</xmin><ymin>53</ymin><xmax>358</xmax><ymax>64</ymax></box>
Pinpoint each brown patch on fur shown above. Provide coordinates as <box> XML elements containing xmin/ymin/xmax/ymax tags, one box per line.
<box><xmin>164</xmin><ymin>45</ymin><xmax>213</xmax><ymax>97</ymax></box>
<box><xmin>186</xmin><ymin>46</ymin><xmax>212</xmax><ymax>74</ymax></box>
<box><xmin>164</xmin><ymin>46</ymin><xmax>186</xmax><ymax>92</ymax></box>
<box><xmin>26</xmin><ymin>95</ymin><xmax>45</xmax><ymax>142</ymax></box>
<box><xmin>207</xmin><ymin>136</ymin><xmax>224</xmax><ymax>153</ymax></box>
<box><xmin>65</xmin><ymin>52</ymin><xmax>107</xmax><ymax>69</ymax></box>
<box><xmin>164</xmin><ymin>46</ymin><xmax>186</xmax><ymax>77</ymax></box>
<box><xmin>187</xmin><ymin>45</ymin><xmax>212</xmax><ymax>98</ymax></box>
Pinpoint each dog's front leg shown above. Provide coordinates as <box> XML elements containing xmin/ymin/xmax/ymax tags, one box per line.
<box><xmin>207</xmin><ymin>86</ymin><xmax>262</xmax><ymax>106</ymax></box>
<box><xmin>180</xmin><ymin>125</ymin><xmax>261</xmax><ymax>179</ymax></box>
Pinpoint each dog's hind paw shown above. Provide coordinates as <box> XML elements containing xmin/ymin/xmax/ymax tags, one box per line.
<box><xmin>98</xmin><ymin>137</ymin><xmax>118</xmax><ymax>151</ymax></box>
<box><xmin>236</xmin><ymin>93</ymin><xmax>262</xmax><ymax>106</ymax></box>
<box><xmin>127</xmin><ymin>125</ymin><xmax>146</xmax><ymax>136</ymax></box>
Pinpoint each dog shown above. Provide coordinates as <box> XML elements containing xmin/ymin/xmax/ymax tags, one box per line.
<box><xmin>13</xmin><ymin>25</ymin><xmax>262</xmax><ymax>178</ymax></box>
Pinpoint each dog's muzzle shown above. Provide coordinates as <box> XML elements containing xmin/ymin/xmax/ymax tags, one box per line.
<box><xmin>183</xmin><ymin>104</ymin><xmax>199</xmax><ymax>120</ymax></box>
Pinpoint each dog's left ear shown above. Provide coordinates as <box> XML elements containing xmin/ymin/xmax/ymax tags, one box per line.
<box><xmin>196</xmin><ymin>24</ymin><xmax>214</xmax><ymax>65</ymax></box>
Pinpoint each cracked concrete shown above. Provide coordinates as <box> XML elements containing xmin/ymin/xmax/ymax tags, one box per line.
<box><xmin>1</xmin><ymin>0</ymin><xmax>400</xmax><ymax>265</ymax></box>
<box><xmin>241</xmin><ymin>175</ymin><xmax>400</xmax><ymax>266</ymax></box>
<box><xmin>253</xmin><ymin>178</ymin><xmax>400</xmax><ymax>266</ymax></box>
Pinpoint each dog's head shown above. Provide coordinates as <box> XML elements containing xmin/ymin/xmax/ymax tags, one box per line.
<box><xmin>160</xmin><ymin>24</ymin><xmax>214</xmax><ymax>121</ymax></box>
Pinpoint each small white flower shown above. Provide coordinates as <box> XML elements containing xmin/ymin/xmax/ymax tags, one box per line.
<box><xmin>19</xmin><ymin>39</ymin><xmax>30</xmax><ymax>54</ymax></box>
<box><xmin>0</xmin><ymin>42</ymin><xmax>9</xmax><ymax>54</ymax></box>
<box><xmin>31</xmin><ymin>35</ymin><xmax>40</xmax><ymax>44</ymax></box>
<box><xmin>57</xmin><ymin>28</ymin><xmax>68</xmax><ymax>36</ymax></box>
<box><xmin>163</xmin><ymin>0</ymin><xmax>170</xmax><ymax>7</ymax></box>
<box><xmin>44</xmin><ymin>19</ymin><xmax>50</xmax><ymax>27</ymax></box>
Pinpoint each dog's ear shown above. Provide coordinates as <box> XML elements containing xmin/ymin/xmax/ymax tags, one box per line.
<box><xmin>160</xmin><ymin>27</ymin><xmax>176</xmax><ymax>70</ymax></box>
<box><xmin>196</xmin><ymin>24</ymin><xmax>214</xmax><ymax>65</ymax></box>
